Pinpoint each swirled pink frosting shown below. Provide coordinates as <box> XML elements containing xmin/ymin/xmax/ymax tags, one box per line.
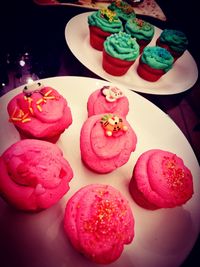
<box><xmin>87</xmin><ymin>87</ymin><xmax>129</xmax><ymax>117</ymax></box>
<box><xmin>64</xmin><ymin>184</ymin><xmax>134</xmax><ymax>264</ymax></box>
<box><xmin>0</xmin><ymin>139</ymin><xmax>73</xmax><ymax>211</ymax></box>
<box><xmin>130</xmin><ymin>149</ymin><xmax>193</xmax><ymax>209</ymax></box>
<box><xmin>7</xmin><ymin>86</ymin><xmax>72</xmax><ymax>140</ymax></box>
<box><xmin>80</xmin><ymin>114</ymin><xmax>137</xmax><ymax>173</ymax></box>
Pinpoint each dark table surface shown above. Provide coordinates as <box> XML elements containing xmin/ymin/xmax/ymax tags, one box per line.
<box><xmin>0</xmin><ymin>0</ymin><xmax>200</xmax><ymax>266</ymax></box>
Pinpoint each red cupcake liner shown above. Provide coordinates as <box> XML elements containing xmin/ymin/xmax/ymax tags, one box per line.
<box><xmin>89</xmin><ymin>26</ymin><xmax>111</xmax><ymax>51</ymax></box>
<box><xmin>137</xmin><ymin>39</ymin><xmax>151</xmax><ymax>54</ymax></box>
<box><xmin>156</xmin><ymin>38</ymin><xmax>183</xmax><ymax>62</ymax></box>
<box><xmin>102</xmin><ymin>49</ymin><xmax>135</xmax><ymax>76</ymax></box>
<box><xmin>137</xmin><ymin>57</ymin><xmax>165</xmax><ymax>82</ymax></box>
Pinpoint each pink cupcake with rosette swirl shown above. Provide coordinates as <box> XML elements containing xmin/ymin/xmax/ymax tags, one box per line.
<box><xmin>129</xmin><ymin>149</ymin><xmax>194</xmax><ymax>210</ymax></box>
<box><xmin>64</xmin><ymin>184</ymin><xmax>135</xmax><ymax>264</ymax></box>
<box><xmin>87</xmin><ymin>85</ymin><xmax>129</xmax><ymax>117</ymax></box>
<box><xmin>80</xmin><ymin>113</ymin><xmax>137</xmax><ymax>173</ymax></box>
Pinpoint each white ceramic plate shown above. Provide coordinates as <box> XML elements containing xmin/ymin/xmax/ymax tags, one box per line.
<box><xmin>0</xmin><ymin>76</ymin><xmax>200</xmax><ymax>267</ymax></box>
<box><xmin>65</xmin><ymin>12</ymin><xmax>198</xmax><ymax>95</ymax></box>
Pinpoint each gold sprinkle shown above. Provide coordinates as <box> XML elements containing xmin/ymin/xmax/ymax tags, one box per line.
<box><xmin>29</xmin><ymin>107</ymin><xmax>34</xmax><ymax>114</ymax></box>
<box><xmin>11</xmin><ymin>106</ymin><xmax>17</xmax><ymax>117</ymax></box>
<box><xmin>44</xmin><ymin>89</ymin><xmax>52</xmax><ymax>96</ymax></box>
<box><xmin>44</xmin><ymin>96</ymin><xmax>55</xmax><ymax>100</ymax></box>
<box><xmin>10</xmin><ymin>117</ymin><xmax>22</xmax><ymax>121</ymax></box>
<box><xmin>19</xmin><ymin>109</ymin><xmax>24</xmax><ymax>117</ymax></box>
<box><xmin>22</xmin><ymin>113</ymin><xmax>29</xmax><ymax>119</ymax></box>
<box><xmin>27</xmin><ymin>97</ymin><xmax>33</xmax><ymax>102</ymax></box>
<box><xmin>37</xmin><ymin>105</ymin><xmax>42</xmax><ymax>112</ymax></box>
<box><xmin>36</xmin><ymin>98</ymin><xmax>44</xmax><ymax>105</ymax></box>
<box><xmin>22</xmin><ymin>118</ymin><xmax>31</xmax><ymax>123</ymax></box>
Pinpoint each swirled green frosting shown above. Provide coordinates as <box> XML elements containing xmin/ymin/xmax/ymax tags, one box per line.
<box><xmin>104</xmin><ymin>31</ymin><xmax>139</xmax><ymax>61</ymax></box>
<box><xmin>141</xmin><ymin>46</ymin><xmax>174</xmax><ymax>72</ymax></box>
<box><xmin>125</xmin><ymin>18</ymin><xmax>155</xmax><ymax>41</ymax></box>
<box><xmin>159</xmin><ymin>29</ymin><xmax>188</xmax><ymax>53</ymax></box>
<box><xmin>108</xmin><ymin>0</ymin><xmax>136</xmax><ymax>21</ymax></box>
<box><xmin>88</xmin><ymin>9</ymin><xmax>123</xmax><ymax>33</ymax></box>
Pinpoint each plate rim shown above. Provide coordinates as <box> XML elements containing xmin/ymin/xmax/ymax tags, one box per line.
<box><xmin>0</xmin><ymin>75</ymin><xmax>200</xmax><ymax>267</ymax></box>
<box><xmin>65</xmin><ymin>11</ymin><xmax>198</xmax><ymax>96</ymax></box>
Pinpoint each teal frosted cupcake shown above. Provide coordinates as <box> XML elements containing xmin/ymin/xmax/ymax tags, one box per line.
<box><xmin>137</xmin><ymin>46</ymin><xmax>174</xmax><ymax>82</ymax></box>
<box><xmin>125</xmin><ymin>18</ymin><xmax>155</xmax><ymax>53</ymax></box>
<box><xmin>88</xmin><ymin>8</ymin><xmax>123</xmax><ymax>51</ymax></box>
<box><xmin>156</xmin><ymin>29</ymin><xmax>188</xmax><ymax>61</ymax></box>
<box><xmin>108</xmin><ymin>0</ymin><xmax>136</xmax><ymax>25</ymax></box>
<box><xmin>103</xmin><ymin>31</ymin><xmax>139</xmax><ymax>76</ymax></box>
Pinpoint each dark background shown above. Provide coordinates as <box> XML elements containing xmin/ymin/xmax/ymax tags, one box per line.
<box><xmin>0</xmin><ymin>0</ymin><xmax>199</xmax><ymax>266</ymax></box>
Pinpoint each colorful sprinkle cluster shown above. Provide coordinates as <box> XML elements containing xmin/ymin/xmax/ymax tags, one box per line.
<box><xmin>164</xmin><ymin>158</ymin><xmax>186</xmax><ymax>191</ymax></box>
<box><xmin>100</xmin><ymin>8</ymin><xmax>118</xmax><ymax>22</ymax></box>
<box><xmin>9</xmin><ymin>89</ymin><xmax>57</xmax><ymax>123</ymax></box>
<box><xmin>114</xmin><ymin>0</ymin><xmax>134</xmax><ymax>14</ymax></box>
<box><xmin>83</xmin><ymin>193</ymin><xmax>128</xmax><ymax>240</ymax></box>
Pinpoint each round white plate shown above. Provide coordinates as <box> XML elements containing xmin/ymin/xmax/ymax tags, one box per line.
<box><xmin>65</xmin><ymin>12</ymin><xmax>198</xmax><ymax>95</ymax></box>
<box><xmin>0</xmin><ymin>76</ymin><xmax>200</xmax><ymax>267</ymax></box>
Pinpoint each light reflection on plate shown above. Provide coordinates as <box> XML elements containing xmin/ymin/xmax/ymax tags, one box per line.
<box><xmin>65</xmin><ymin>12</ymin><xmax>198</xmax><ymax>95</ymax></box>
<box><xmin>0</xmin><ymin>76</ymin><xmax>200</xmax><ymax>267</ymax></box>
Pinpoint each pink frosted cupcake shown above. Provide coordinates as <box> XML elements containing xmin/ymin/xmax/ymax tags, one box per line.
<box><xmin>0</xmin><ymin>139</ymin><xmax>73</xmax><ymax>212</ymax></box>
<box><xmin>87</xmin><ymin>85</ymin><xmax>129</xmax><ymax>117</ymax></box>
<box><xmin>7</xmin><ymin>82</ymin><xmax>72</xmax><ymax>143</ymax></box>
<box><xmin>64</xmin><ymin>184</ymin><xmax>134</xmax><ymax>264</ymax></box>
<box><xmin>129</xmin><ymin>149</ymin><xmax>194</xmax><ymax>210</ymax></box>
<box><xmin>80</xmin><ymin>113</ymin><xmax>137</xmax><ymax>173</ymax></box>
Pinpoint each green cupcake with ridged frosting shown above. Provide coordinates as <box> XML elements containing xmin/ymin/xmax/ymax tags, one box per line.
<box><xmin>137</xmin><ymin>46</ymin><xmax>174</xmax><ymax>82</ymax></box>
<box><xmin>103</xmin><ymin>31</ymin><xmax>139</xmax><ymax>76</ymax></box>
<box><xmin>156</xmin><ymin>29</ymin><xmax>188</xmax><ymax>61</ymax></box>
<box><xmin>125</xmin><ymin>18</ymin><xmax>155</xmax><ymax>53</ymax></box>
<box><xmin>108</xmin><ymin>0</ymin><xmax>136</xmax><ymax>25</ymax></box>
<box><xmin>88</xmin><ymin>8</ymin><xmax>123</xmax><ymax>51</ymax></box>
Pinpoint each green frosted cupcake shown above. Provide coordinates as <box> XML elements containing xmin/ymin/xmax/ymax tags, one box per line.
<box><xmin>88</xmin><ymin>8</ymin><xmax>123</xmax><ymax>51</ymax></box>
<box><xmin>108</xmin><ymin>0</ymin><xmax>136</xmax><ymax>25</ymax></box>
<box><xmin>156</xmin><ymin>29</ymin><xmax>188</xmax><ymax>61</ymax></box>
<box><xmin>103</xmin><ymin>31</ymin><xmax>139</xmax><ymax>76</ymax></box>
<box><xmin>137</xmin><ymin>46</ymin><xmax>174</xmax><ymax>82</ymax></box>
<box><xmin>125</xmin><ymin>18</ymin><xmax>155</xmax><ymax>53</ymax></box>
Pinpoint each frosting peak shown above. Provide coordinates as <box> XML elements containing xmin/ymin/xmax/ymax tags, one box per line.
<box><xmin>125</xmin><ymin>18</ymin><xmax>155</xmax><ymax>41</ymax></box>
<box><xmin>88</xmin><ymin>9</ymin><xmax>123</xmax><ymax>33</ymax></box>
<box><xmin>108</xmin><ymin>0</ymin><xmax>136</xmax><ymax>20</ymax></box>
<box><xmin>141</xmin><ymin>46</ymin><xmax>174</xmax><ymax>72</ymax></box>
<box><xmin>159</xmin><ymin>29</ymin><xmax>188</xmax><ymax>53</ymax></box>
<box><xmin>104</xmin><ymin>31</ymin><xmax>139</xmax><ymax>61</ymax></box>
